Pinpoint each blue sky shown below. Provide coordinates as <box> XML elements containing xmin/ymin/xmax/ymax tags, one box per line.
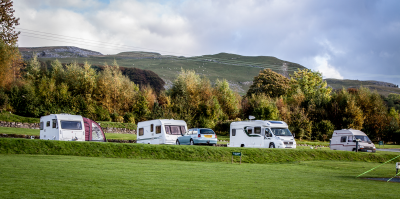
<box><xmin>14</xmin><ymin>0</ymin><xmax>400</xmax><ymax>85</ymax></box>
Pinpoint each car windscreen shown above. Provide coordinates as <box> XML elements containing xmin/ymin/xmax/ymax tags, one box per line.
<box><xmin>355</xmin><ymin>135</ymin><xmax>371</xmax><ymax>142</ymax></box>
<box><xmin>61</xmin><ymin>121</ymin><xmax>82</xmax><ymax>130</ymax></box>
<box><xmin>270</xmin><ymin>128</ymin><xmax>292</xmax><ymax>136</ymax></box>
<box><xmin>200</xmin><ymin>129</ymin><xmax>215</xmax><ymax>134</ymax></box>
<box><xmin>165</xmin><ymin>125</ymin><xmax>186</xmax><ymax>135</ymax></box>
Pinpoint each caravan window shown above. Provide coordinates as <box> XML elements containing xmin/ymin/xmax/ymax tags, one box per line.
<box><xmin>139</xmin><ymin>128</ymin><xmax>144</xmax><ymax>136</ymax></box>
<box><xmin>60</xmin><ymin>121</ymin><xmax>82</xmax><ymax>130</ymax></box>
<box><xmin>156</xmin><ymin>126</ymin><xmax>161</xmax><ymax>134</ymax></box>
<box><xmin>46</xmin><ymin>121</ymin><xmax>50</xmax><ymax>127</ymax></box>
<box><xmin>180</xmin><ymin>126</ymin><xmax>186</xmax><ymax>135</ymax></box>
<box><xmin>340</xmin><ymin>136</ymin><xmax>347</xmax><ymax>142</ymax></box>
<box><xmin>40</xmin><ymin>122</ymin><xmax>43</xmax><ymax>130</ymax></box>
<box><xmin>52</xmin><ymin>119</ymin><xmax>57</xmax><ymax>128</ymax></box>
<box><xmin>91</xmin><ymin>123</ymin><xmax>104</xmax><ymax>141</ymax></box>
<box><xmin>232</xmin><ymin>129</ymin><xmax>236</xmax><ymax>136</ymax></box>
<box><xmin>150</xmin><ymin>124</ymin><xmax>154</xmax><ymax>132</ymax></box>
<box><xmin>165</xmin><ymin>125</ymin><xmax>185</xmax><ymax>135</ymax></box>
<box><xmin>348</xmin><ymin>136</ymin><xmax>353</xmax><ymax>142</ymax></box>
<box><xmin>248</xmin><ymin>128</ymin><xmax>253</xmax><ymax>134</ymax></box>
<box><xmin>254</xmin><ymin>127</ymin><xmax>261</xmax><ymax>134</ymax></box>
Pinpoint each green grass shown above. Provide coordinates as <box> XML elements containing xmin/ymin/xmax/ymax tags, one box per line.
<box><xmin>1</xmin><ymin>138</ymin><xmax>400</xmax><ymax>164</ymax></box>
<box><xmin>0</xmin><ymin>127</ymin><xmax>39</xmax><ymax>135</ymax></box>
<box><xmin>104</xmin><ymin>133</ymin><xmax>136</xmax><ymax>140</ymax></box>
<box><xmin>97</xmin><ymin>121</ymin><xmax>137</xmax><ymax>130</ymax></box>
<box><xmin>297</xmin><ymin>140</ymin><xmax>330</xmax><ymax>147</ymax></box>
<box><xmin>0</xmin><ymin>154</ymin><xmax>399</xmax><ymax>198</ymax></box>
<box><xmin>376</xmin><ymin>144</ymin><xmax>400</xmax><ymax>149</ymax></box>
<box><xmin>0</xmin><ymin>111</ymin><xmax>39</xmax><ymax>123</ymax></box>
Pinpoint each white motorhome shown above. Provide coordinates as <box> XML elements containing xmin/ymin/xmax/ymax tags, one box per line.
<box><xmin>40</xmin><ymin>114</ymin><xmax>106</xmax><ymax>142</ymax></box>
<box><xmin>330</xmin><ymin>129</ymin><xmax>376</xmax><ymax>152</ymax></box>
<box><xmin>228</xmin><ymin>120</ymin><xmax>296</xmax><ymax>148</ymax></box>
<box><xmin>136</xmin><ymin>119</ymin><xmax>187</xmax><ymax>145</ymax></box>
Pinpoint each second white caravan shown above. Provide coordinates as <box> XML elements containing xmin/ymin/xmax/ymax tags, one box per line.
<box><xmin>228</xmin><ymin>120</ymin><xmax>296</xmax><ymax>148</ymax></box>
<box><xmin>136</xmin><ymin>119</ymin><xmax>187</xmax><ymax>145</ymax></box>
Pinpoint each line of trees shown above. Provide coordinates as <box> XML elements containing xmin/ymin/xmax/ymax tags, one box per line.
<box><xmin>1</xmin><ymin>0</ymin><xmax>399</xmax><ymax>142</ymax></box>
<box><xmin>1</xmin><ymin>58</ymin><xmax>400</xmax><ymax>142</ymax></box>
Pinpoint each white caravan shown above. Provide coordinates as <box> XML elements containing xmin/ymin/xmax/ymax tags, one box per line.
<box><xmin>228</xmin><ymin>120</ymin><xmax>296</xmax><ymax>148</ymax></box>
<box><xmin>137</xmin><ymin>119</ymin><xmax>187</xmax><ymax>145</ymax></box>
<box><xmin>40</xmin><ymin>114</ymin><xmax>106</xmax><ymax>142</ymax></box>
<box><xmin>330</xmin><ymin>129</ymin><xmax>376</xmax><ymax>152</ymax></box>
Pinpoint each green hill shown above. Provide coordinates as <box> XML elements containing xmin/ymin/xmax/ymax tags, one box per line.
<box><xmin>20</xmin><ymin>47</ymin><xmax>400</xmax><ymax>96</ymax></box>
<box><xmin>326</xmin><ymin>79</ymin><xmax>400</xmax><ymax>96</ymax></box>
<box><xmin>27</xmin><ymin>49</ymin><xmax>306</xmax><ymax>94</ymax></box>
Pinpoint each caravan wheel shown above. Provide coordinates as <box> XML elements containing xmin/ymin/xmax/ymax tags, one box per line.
<box><xmin>176</xmin><ymin>140</ymin><xmax>180</xmax><ymax>145</ymax></box>
<box><xmin>190</xmin><ymin>139</ymin><xmax>194</xmax><ymax>145</ymax></box>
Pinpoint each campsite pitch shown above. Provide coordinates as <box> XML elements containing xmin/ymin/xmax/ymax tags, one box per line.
<box><xmin>0</xmin><ymin>154</ymin><xmax>399</xmax><ymax>198</ymax></box>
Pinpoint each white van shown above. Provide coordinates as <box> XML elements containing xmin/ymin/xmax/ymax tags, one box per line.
<box><xmin>228</xmin><ymin>120</ymin><xmax>296</xmax><ymax>148</ymax></box>
<box><xmin>40</xmin><ymin>114</ymin><xmax>106</xmax><ymax>142</ymax></box>
<box><xmin>136</xmin><ymin>119</ymin><xmax>187</xmax><ymax>145</ymax></box>
<box><xmin>330</xmin><ymin>129</ymin><xmax>376</xmax><ymax>152</ymax></box>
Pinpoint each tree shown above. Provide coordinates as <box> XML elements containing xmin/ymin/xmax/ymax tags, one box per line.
<box><xmin>355</xmin><ymin>87</ymin><xmax>388</xmax><ymax>140</ymax></box>
<box><xmin>214</xmin><ymin>79</ymin><xmax>240</xmax><ymax>119</ymax></box>
<box><xmin>0</xmin><ymin>0</ymin><xmax>20</xmax><ymax>45</ymax></box>
<box><xmin>288</xmin><ymin>69</ymin><xmax>332</xmax><ymax>104</ymax></box>
<box><xmin>242</xmin><ymin>94</ymin><xmax>280</xmax><ymax>121</ymax></box>
<box><xmin>247</xmin><ymin>69</ymin><xmax>290</xmax><ymax>98</ymax></box>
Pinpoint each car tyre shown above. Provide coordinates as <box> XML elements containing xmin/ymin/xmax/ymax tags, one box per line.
<box><xmin>176</xmin><ymin>140</ymin><xmax>180</xmax><ymax>145</ymax></box>
<box><xmin>190</xmin><ymin>139</ymin><xmax>194</xmax><ymax>145</ymax></box>
<box><xmin>269</xmin><ymin>143</ymin><xmax>275</xmax><ymax>148</ymax></box>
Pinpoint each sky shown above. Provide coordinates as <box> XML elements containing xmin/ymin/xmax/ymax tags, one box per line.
<box><xmin>13</xmin><ymin>0</ymin><xmax>400</xmax><ymax>85</ymax></box>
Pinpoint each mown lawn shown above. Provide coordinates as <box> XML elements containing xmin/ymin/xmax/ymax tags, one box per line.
<box><xmin>2</xmin><ymin>126</ymin><xmax>400</xmax><ymax>149</ymax></box>
<box><xmin>0</xmin><ymin>154</ymin><xmax>399</xmax><ymax>198</ymax></box>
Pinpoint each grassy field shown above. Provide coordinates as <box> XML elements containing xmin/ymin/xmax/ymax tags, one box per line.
<box><xmin>2</xmin><ymin>127</ymin><xmax>400</xmax><ymax>148</ymax></box>
<box><xmin>104</xmin><ymin>133</ymin><xmax>136</xmax><ymax>140</ymax></box>
<box><xmin>0</xmin><ymin>111</ymin><xmax>40</xmax><ymax>123</ymax></box>
<box><xmin>2</xmin><ymin>138</ymin><xmax>400</xmax><ymax>164</ymax></box>
<box><xmin>0</xmin><ymin>127</ymin><xmax>39</xmax><ymax>135</ymax></box>
<box><xmin>97</xmin><ymin>121</ymin><xmax>137</xmax><ymax>130</ymax></box>
<box><xmin>0</xmin><ymin>154</ymin><xmax>399</xmax><ymax>198</ymax></box>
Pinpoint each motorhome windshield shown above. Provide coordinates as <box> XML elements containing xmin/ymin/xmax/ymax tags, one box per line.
<box><xmin>61</xmin><ymin>121</ymin><xmax>82</xmax><ymax>130</ymax></box>
<box><xmin>165</xmin><ymin>125</ymin><xmax>186</xmax><ymax>135</ymax></box>
<box><xmin>271</xmin><ymin>128</ymin><xmax>292</xmax><ymax>136</ymax></box>
<box><xmin>355</xmin><ymin>135</ymin><xmax>371</xmax><ymax>142</ymax></box>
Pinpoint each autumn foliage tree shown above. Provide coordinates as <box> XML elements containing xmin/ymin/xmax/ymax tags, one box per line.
<box><xmin>247</xmin><ymin>69</ymin><xmax>290</xmax><ymax>98</ymax></box>
<box><xmin>0</xmin><ymin>0</ymin><xmax>21</xmax><ymax>88</ymax></box>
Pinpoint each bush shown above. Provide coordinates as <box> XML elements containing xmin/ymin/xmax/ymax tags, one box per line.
<box><xmin>123</xmin><ymin>112</ymin><xmax>135</xmax><ymax>124</ymax></box>
<box><xmin>96</xmin><ymin>106</ymin><xmax>111</xmax><ymax>121</ymax></box>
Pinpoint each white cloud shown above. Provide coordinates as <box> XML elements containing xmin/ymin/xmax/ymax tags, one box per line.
<box><xmin>11</xmin><ymin>0</ymin><xmax>400</xmax><ymax>85</ymax></box>
<box><xmin>313</xmin><ymin>54</ymin><xmax>343</xmax><ymax>79</ymax></box>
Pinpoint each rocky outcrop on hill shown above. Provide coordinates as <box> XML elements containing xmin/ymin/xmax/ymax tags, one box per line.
<box><xmin>19</xmin><ymin>46</ymin><xmax>103</xmax><ymax>60</ymax></box>
<box><xmin>367</xmin><ymin>81</ymin><xmax>398</xmax><ymax>88</ymax></box>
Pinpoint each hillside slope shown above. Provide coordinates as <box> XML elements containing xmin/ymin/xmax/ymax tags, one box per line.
<box><xmin>21</xmin><ymin>47</ymin><xmax>306</xmax><ymax>94</ymax></box>
<box><xmin>326</xmin><ymin>79</ymin><xmax>400</xmax><ymax>96</ymax></box>
<box><xmin>19</xmin><ymin>46</ymin><xmax>400</xmax><ymax>95</ymax></box>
